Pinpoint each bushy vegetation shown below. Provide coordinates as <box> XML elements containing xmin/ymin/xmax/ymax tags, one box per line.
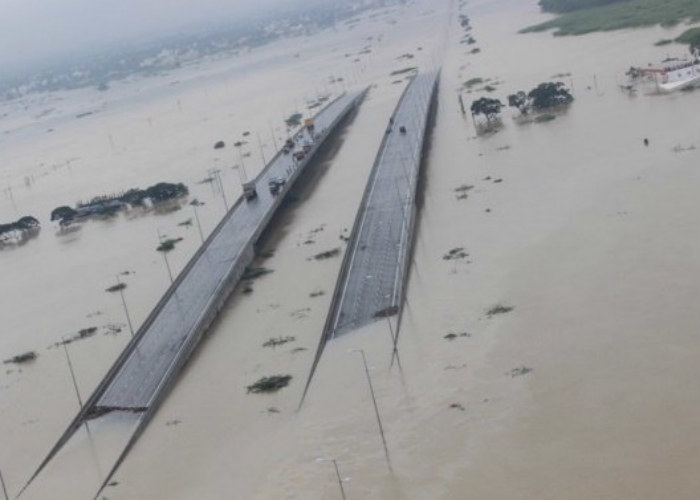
<box><xmin>486</xmin><ymin>304</ymin><xmax>514</xmax><ymax>317</ymax></box>
<box><xmin>0</xmin><ymin>216</ymin><xmax>40</xmax><ymax>237</ymax></box>
<box><xmin>538</xmin><ymin>0</ymin><xmax>629</xmax><ymax>13</ymax></box>
<box><xmin>389</xmin><ymin>66</ymin><xmax>417</xmax><ymax>76</ymax></box>
<box><xmin>242</xmin><ymin>267</ymin><xmax>273</xmax><ymax>280</ymax></box>
<box><xmin>4</xmin><ymin>351</ymin><xmax>37</xmax><ymax>364</ymax></box>
<box><xmin>654</xmin><ymin>39</ymin><xmax>674</xmax><ymax>46</ymax></box>
<box><xmin>508</xmin><ymin>82</ymin><xmax>574</xmax><ymax>114</ymax></box>
<box><xmin>470</xmin><ymin>97</ymin><xmax>504</xmax><ymax>121</ymax></box>
<box><xmin>676</xmin><ymin>27</ymin><xmax>700</xmax><ymax>50</ymax></box>
<box><xmin>463</xmin><ymin>77</ymin><xmax>484</xmax><ymax>89</ymax></box>
<box><xmin>156</xmin><ymin>237</ymin><xmax>183</xmax><ymax>252</ymax></box>
<box><xmin>247</xmin><ymin>375</ymin><xmax>292</xmax><ymax>394</ymax></box>
<box><xmin>522</xmin><ymin>0</ymin><xmax>700</xmax><ymax>36</ymax></box>
<box><xmin>285</xmin><ymin>113</ymin><xmax>303</xmax><ymax>127</ymax></box>
<box><xmin>262</xmin><ymin>336</ymin><xmax>296</xmax><ymax>348</ymax></box>
<box><xmin>105</xmin><ymin>282</ymin><xmax>127</xmax><ymax>293</ymax></box>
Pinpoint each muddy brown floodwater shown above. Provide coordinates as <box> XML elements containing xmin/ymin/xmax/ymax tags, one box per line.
<box><xmin>2</xmin><ymin>0</ymin><xmax>700</xmax><ymax>499</ymax></box>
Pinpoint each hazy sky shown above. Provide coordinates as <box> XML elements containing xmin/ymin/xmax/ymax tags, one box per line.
<box><xmin>0</xmin><ymin>0</ymin><xmax>310</xmax><ymax>69</ymax></box>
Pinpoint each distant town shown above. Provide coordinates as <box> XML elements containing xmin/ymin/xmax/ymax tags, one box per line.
<box><xmin>0</xmin><ymin>0</ymin><xmax>403</xmax><ymax>102</ymax></box>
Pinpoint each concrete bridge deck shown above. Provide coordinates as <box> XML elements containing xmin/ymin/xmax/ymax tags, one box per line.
<box><xmin>329</xmin><ymin>72</ymin><xmax>439</xmax><ymax>338</ymax></box>
<box><xmin>300</xmin><ymin>71</ymin><xmax>439</xmax><ymax>405</ymax></box>
<box><xmin>23</xmin><ymin>89</ymin><xmax>367</xmax><ymax>497</ymax></box>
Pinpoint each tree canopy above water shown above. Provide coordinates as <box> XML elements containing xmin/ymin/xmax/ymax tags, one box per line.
<box><xmin>508</xmin><ymin>82</ymin><xmax>574</xmax><ymax>115</ymax></box>
<box><xmin>470</xmin><ymin>97</ymin><xmax>504</xmax><ymax>121</ymax></box>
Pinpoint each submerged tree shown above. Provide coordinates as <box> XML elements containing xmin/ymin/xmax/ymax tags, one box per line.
<box><xmin>470</xmin><ymin>97</ymin><xmax>504</xmax><ymax>122</ymax></box>
<box><xmin>50</xmin><ymin>206</ymin><xmax>77</xmax><ymax>223</ymax></box>
<box><xmin>507</xmin><ymin>91</ymin><xmax>529</xmax><ymax>114</ymax></box>
<box><xmin>0</xmin><ymin>216</ymin><xmax>40</xmax><ymax>237</ymax></box>
<box><xmin>528</xmin><ymin>82</ymin><xmax>574</xmax><ymax>110</ymax></box>
<box><xmin>508</xmin><ymin>82</ymin><xmax>573</xmax><ymax>115</ymax></box>
<box><xmin>285</xmin><ymin>113</ymin><xmax>303</xmax><ymax>128</ymax></box>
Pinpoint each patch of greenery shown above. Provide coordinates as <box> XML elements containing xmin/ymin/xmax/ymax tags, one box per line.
<box><xmin>242</xmin><ymin>267</ymin><xmax>273</xmax><ymax>280</ymax></box>
<box><xmin>285</xmin><ymin>113</ymin><xmax>303</xmax><ymax>128</ymax></box>
<box><xmin>262</xmin><ymin>336</ymin><xmax>296</xmax><ymax>348</ymax></box>
<box><xmin>654</xmin><ymin>39</ymin><xmax>674</xmax><ymax>46</ymax></box>
<box><xmin>105</xmin><ymin>282</ymin><xmax>127</xmax><ymax>293</ymax></box>
<box><xmin>538</xmin><ymin>0</ymin><xmax>628</xmax><ymax>14</ymax></box>
<box><xmin>443</xmin><ymin>247</ymin><xmax>469</xmax><ymax>260</ymax></box>
<box><xmin>522</xmin><ymin>0</ymin><xmax>700</xmax><ymax>36</ymax></box>
<box><xmin>247</xmin><ymin>375</ymin><xmax>292</xmax><ymax>394</ymax></box>
<box><xmin>4</xmin><ymin>351</ymin><xmax>37</xmax><ymax>364</ymax></box>
<box><xmin>156</xmin><ymin>237</ymin><xmax>183</xmax><ymax>252</ymax></box>
<box><xmin>454</xmin><ymin>184</ymin><xmax>474</xmax><ymax>193</ymax></box>
<box><xmin>535</xmin><ymin>113</ymin><xmax>557</xmax><ymax>123</ymax></box>
<box><xmin>486</xmin><ymin>304</ymin><xmax>514</xmax><ymax>317</ymax></box>
<box><xmin>310</xmin><ymin>248</ymin><xmax>341</xmax><ymax>260</ymax></box>
<box><xmin>676</xmin><ymin>27</ymin><xmax>700</xmax><ymax>48</ymax></box>
<box><xmin>463</xmin><ymin>77</ymin><xmax>484</xmax><ymax>89</ymax></box>
<box><xmin>390</xmin><ymin>66</ymin><xmax>417</xmax><ymax>76</ymax></box>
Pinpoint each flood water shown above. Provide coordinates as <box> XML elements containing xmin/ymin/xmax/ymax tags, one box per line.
<box><xmin>2</xmin><ymin>0</ymin><xmax>700</xmax><ymax>499</ymax></box>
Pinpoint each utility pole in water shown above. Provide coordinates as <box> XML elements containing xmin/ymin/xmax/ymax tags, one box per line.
<box><xmin>0</xmin><ymin>468</ymin><xmax>10</xmax><ymax>500</ymax></box>
<box><xmin>350</xmin><ymin>349</ymin><xmax>392</xmax><ymax>470</ymax></box>
<box><xmin>62</xmin><ymin>338</ymin><xmax>83</xmax><ymax>410</ymax></box>
<box><xmin>115</xmin><ymin>275</ymin><xmax>134</xmax><ymax>337</ymax></box>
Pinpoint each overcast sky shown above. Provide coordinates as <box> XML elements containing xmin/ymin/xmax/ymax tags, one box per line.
<box><xmin>0</xmin><ymin>0</ymin><xmax>312</xmax><ymax>70</ymax></box>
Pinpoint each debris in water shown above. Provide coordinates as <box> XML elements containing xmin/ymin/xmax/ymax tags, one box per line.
<box><xmin>444</xmin><ymin>363</ymin><xmax>468</xmax><ymax>370</ymax></box>
<box><xmin>509</xmin><ymin>366</ymin><xmax>533</xmax><ymax>377</ymax></box>
<box><xmin>104</xmin><ymin>324</ymin><xmax>124</xmax><ymax>335</ymax></box>
<box><xmin>454</xmin><ymin>184</ymin><xmax>474</xmax><ymax>193</ymax></box>
<box><xmin>156</xmin><ymin>237</ymin><xmax>183</xmax><ymax>252</ymax></box>
<box><xmin>3</xmin><ymin>351</ymin><xmax>37</xmax><ymax>365</ymax></box>
<box><xmin>290</xmin><ymin>307</ymin><xmax>311</xmax><ymax>319</ymax></box>
<box><xmin>105</xmin><ymin>282</ymin><xmax>127</xmax><ymax>293</ymax></box>
<box><xmin>263</xmin><ymin>336</ymin><xmax>296</xmax><ymax>348</ymax></box>
<box><xmin>247</xmin><ymin>375</ymin><xmax>292</xmax><ymax>394</ymax></box>
<box><xmin>310</xmin><ymin>248</ymin><xmax>341</xmax><ymax>260</ymax></box>
<box><xmin>534</xmin><ymin>113</ymin><xmax>556</xmax><ymax>123</ymax></box>
<box><xmin>443</xmin><ymin>247</ymin><xmax>468</xmax><ymax>260</ymax></box>
<box><xmin>242</xmin><ymin>267</ymin><xmax>273</xmax><ymax>280</ymax></box>
<box><xmin>374</xmin><ymin>305</ymin><xmax>399</xmax><ymax>318</ymax></box>
<box><xmin>443</xmin><ymin>332</ymin><xmax>471</xmax><ymax>341</ymax></box>
<box><xmin>486</xmin><ymin>304</ymin><xmax>514</xmax><ymax>317</ymax></box>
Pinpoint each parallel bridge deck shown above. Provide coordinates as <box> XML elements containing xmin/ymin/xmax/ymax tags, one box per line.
<box><xmin>329</xmin><ymin>72</ymin><xmax>438</xmax><ymax>337</ymax></box>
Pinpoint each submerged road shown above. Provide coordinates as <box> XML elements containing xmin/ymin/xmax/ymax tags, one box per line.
<box><xmin>24</xmin><ymin>89</ymin><xmax>367</xmax><ymax>497</ymax></box>
<box><xmin>300</xmin><ymin>71</ymin><xmax>439</xmax><ymax>405</ymax></box>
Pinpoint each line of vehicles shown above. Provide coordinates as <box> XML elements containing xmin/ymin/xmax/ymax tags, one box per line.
<box><xmin>242</xmin><ymin>118</ymin><xmax>317</xmax><ymax>201</ymax></box>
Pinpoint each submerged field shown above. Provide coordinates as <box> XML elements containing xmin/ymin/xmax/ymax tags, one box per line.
<box><xmin>522</xmin><ymin>0</ymin><xmax>700</xmax><ymax>36</ymax></box>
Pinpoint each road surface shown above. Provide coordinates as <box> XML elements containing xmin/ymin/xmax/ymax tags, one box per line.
<box><xmin>299</xmin><ymin>72</ymin><xmax>439</xmax><ymax>407</ymax></box>
<box><xmin>329</xmin><ymin>72</ymin><xmax>439</xmax><ymax>337</ymax></box>
<box><xmin>24</xmin><ymin>89</ymin><xmax>367</xmax><ymax>497</ymax></box>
